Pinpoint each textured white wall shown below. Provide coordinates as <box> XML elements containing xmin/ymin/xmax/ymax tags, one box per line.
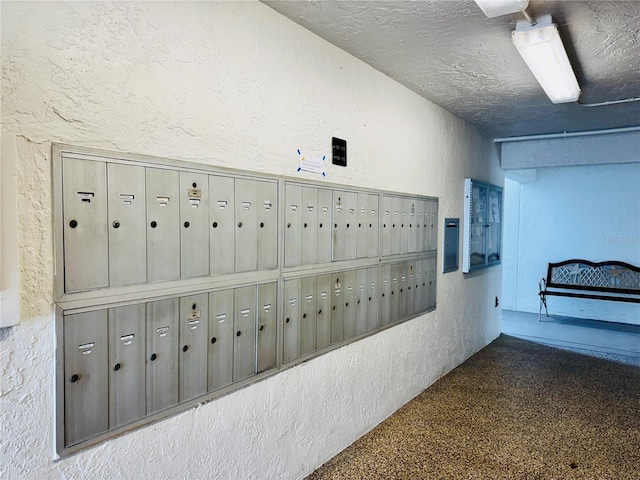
<box><xmin>502</xmin><ymin>164</ymin><xmax>640</xmax><ymax>324</ymax></box>
<box><xmin>1</xmin><ymin>2</ymin><xmax>502</xmax><ymax>478</ymax></box>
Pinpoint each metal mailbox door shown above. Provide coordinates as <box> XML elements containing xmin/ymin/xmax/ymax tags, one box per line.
<box><xmin>257</xmin><ymin>180</ymin><xmax>278</xmax><ymax>270</ymax></box>
<box><xmin>330</xmin><ymin>272</ymin><xmax>345</xmax><ymax>344</ymax></box>
<box><xmin>407</xmin><ymin>199</ymin><xmax>417</xmax><ymax>253</ymax></box>
<box><xmin>414</xmin><ymin>260</ymin><xmax>423</xmax><ymax>314</ymax></box>
<box><xmin>317</xmin><ymin>188</ymin><xmax>333</xmax><ymax>264</ymax></box>
<box><xmin>422</xmin><ymin>201</ymin><xmax>431</xmax><ymax>252</ymax></box>
<box><xmin>208</xmin><ymin>289</ymin><xmax>234</xmax><ymax>392</ymax></box>
<box><xmin>209</xmin><ymin>175</ymin><xmax>235</xmax><ymax>275</ymax></box>
<box><xmin>180</xmin><ymin>172</ymin><xmax>209</xmax><ymax>278</ymax></box>
<box><xmin>430</xmin><ymin>201</ymin><xmax>439</xmax><ymax>252</ymax></box>
<box><xmin>107</xmin><ymin>163</ymin><xmax>147</xmax><ymax>286</ymax></box>
<box><xmin>355</xmin><ymin>268</ymin><xmax>368</xmax><ymax>335</ymax></box>
<box><xmin>381</xmin><ymin>196</ymin><xmax>392</xmax><ymax>257</ymax></box>
<box><xmin>367</xmin><ymin>267</ymin><xmax>380</xmax><ymax>332</ymax></box>
<box><xmin>300</xmin><ymin>276</ymin><xmax>317</xmax><ymax>356</ymax></box>
<box><xmin>332</xmin><ymin>191</ymin><xmax>347</xmax><ymax>261</ymax></box>
<box><xmin>108</xmin><ymin>304</ymin><xmax>146</xmax><ymax>429</ymax></box>
<box><xmin>64</xmin><ymin>310</ymin><xmax>108</xmax><ymax>446</ymax></box>
<box><xmin>399</xmin><ymin>198</ymin><xmax>410</xmax><ymax>255</ymax></box>
<box><xmin>62</xmin><ymin>157</ymin><xmax>109</xmax><ymax>292</ymax></box>
<box><xmin>356</xmin><ymin>193</ymin><xmax>368</xmax><ymax>259</ymax></box>
<box><xmin>235</xmin><ymin>179</ymin><xmax>259</xmax><ymax>272</ymax></box>
<box><xmin>283</xmin><ymin>278</ymin><xmax>301</xmax><ymax>363</ymax></box>
<box><xmin>257</xmin><ymin>282</ymin><xmax>277</xmax><ymax>373</ymax></box>
<box><xmin>344</xmin><ymin>191</ymin><xmax>358</xmax><ymax>260</ymax></box>
<box><xmin>391</xmin><ymin>196</ymin><xmax>402</xmax><ymax>255</ymax></box>
<box><xmin>420</xmin><ymin>259</ymin><xmax>430</xmax><ymax>311</ymax></box>
<box><xmin>146</xmin><ymin>168</ymin><xmax>180</xmax><ymax>282</ymax></box>
<box><xmin>414</xmin><ymin>200</ymin><xmax>425</xmax><ymax>254</ymax></box>
<box><xmin>284</xmin><ymin>184</ymin><xmax>303</xmax><ymax>267</ymax></box>
<box><xmin>301</xmin><ymin>187</ymin><xmax>318</xmax><ymax>265</ymax></box>
<box><xmin>233</xmin><ymin>286</ymin><xmax>257</xmax><ymax>382</ymax></box>
<box><xmin>407</xmin><ymin>264</ymin><xmax>416</xmax><ymax>317</ymax></box>
<box><xmin>428</xmin><ymin>258</ymin><xmax>437</xmax><ymax>309</ymax></box>
<box><xmin>379</xmin><ymin>265</ymin><xmax>391</xmax><ymax>326</ymax></box>
<box><xmin>367</xmin><ymin>194</ymin><xmax>379</xmax><ymax>258</ymax></box>
<box><xmin>398</xmin><ymin>263</ymin><xmax>409</xmax><ymax>320</ymax></box>
<box><xmin>179</xmin><ymin>294</ymin><xmax>209</xmax><ymax>402</ymax></box>
<box><xmin>315</xmin><ymin>274</ymin><xmax>332</xmax><ymax>350</ymax></box>
<box><xmin>343</xmin><ymin>270</ymin><xmax>357</xmax><ymax>340</ymax></box>
<box><xmin>389</xmin><ymin>264</ymin><xmax>400</xmax><ymax>323</ymax></box>
<box><xmin>146</xmin><ymin>298</ymin><xmax>179</xmax><ymax>415</ymax></box>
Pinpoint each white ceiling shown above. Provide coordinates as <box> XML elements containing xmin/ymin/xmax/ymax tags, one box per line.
<box><xmin>263</xmin><ymin>0</ymin><xmax>640</xmax><ymax>138</ymax></box>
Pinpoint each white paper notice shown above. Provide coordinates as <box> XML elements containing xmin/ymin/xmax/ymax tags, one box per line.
<box><xmin>298</xmin><ymin>154</ymin><xmax>325</xmax><ymax>176</ymax></box>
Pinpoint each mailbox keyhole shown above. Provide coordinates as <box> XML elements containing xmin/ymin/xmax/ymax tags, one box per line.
<box><xmin>184</xmin><ymin>221</ymin><xmax>190</xmax><ymax>228</ymax></box>
<box><xmin>150</xmin><ymin>221</ymin><xmax>157</xmax><ymax>228</ymax></box>
<box><xmin>192</xmin><ymin>303</ymin><xmax>197</xmax><ymax>310</ymax></box>
<box><xmin>182</xmin><ymin>345</ymin><xmax>189</xmax><ymax>352</ymax></box>
<box><xmin>212</xmin><ymin>222</ymin><xmax>218</xmax><ymax>228</ymax></box>
<box><xmin>286</xmin><ymin>318</ymin><xmax>290</xmax><ymax>323</ymax></box>
<box><xmin>211</xmin><ymin>337</ymin><xmax>217</xmax><ymax>344</ymax></box>
<box><xmin>192</xmin><ymin>182</ymin><xmax>197</xmax><ymax>188</ymax></box>
<box><xmin>113</xmin><ymin>363</ymin><xmax>121</xmax><ymax>371</ymax></box>
<box><xmin>319</xmin><ymin>223</ymin><xmax>323</xmax><ymax>228</ymax></box>
<box><xmin>238</xmin><ymin>222</ymin><xmax>243</xmax><ymax>228</ymax></box>
<box><xmin>304</xmin><ymin>223</ymin><xmax>307</xmax><ymax>228</ymax></box>
<box><xmin>259</xmin><ymin>325</ymin><xmax>264</xmax><ymax>331</ymax></box>
<box><xmin>69</xmin><ymin>220</ymin><xmax>78</xmax><ymax>229</ymax></box>
<box><xmin>302</xmin><ymin>313</ymin><xmax>307</xmax><ymax>318</ymax></box>
<box><xmin>113</xmin><ymin>221</ymin><xmax>121</xmax><ymax>229</ymax></box>
<box><xmin>318</xmin><ymin>309</ymin><xmax>322</xmax><ymax>315</ymax></box>
<box><xmin>150</xmin><ymin>353</ymin><xmax>157</xmax><ymax>361</ymax></box>
<box><xmin>260</xmin><ymin>222</ymin><xmax>264</xmax><ymax>228</ymax></box>
<box><xmin>70</xmin><ymin>374</ymin><xmax>79</xmax><ymax>383</ymax></box>
<box><xmin>236</xmin><ymin>331</ymin><xmax>242</xmax><ymax>337</ymax></box>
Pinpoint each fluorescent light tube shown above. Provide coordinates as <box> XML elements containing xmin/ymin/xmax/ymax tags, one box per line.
<box><xmin>512</xmin><ymin>15</ymin><xmax>581</xmax><ymax>103</ymax></box>
<box><xmin>474</xmin><ymin>0</ymin><xmax>529</xmax><ymax>18</ymax></box>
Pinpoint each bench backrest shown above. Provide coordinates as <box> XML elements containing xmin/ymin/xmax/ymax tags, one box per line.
<box><xmin>546</xmin><ymin>259</ymin><xmax>640</xmax><ymax>295</ymax></box>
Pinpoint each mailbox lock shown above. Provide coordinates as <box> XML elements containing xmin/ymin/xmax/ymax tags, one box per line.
<box><xmin>150</xmin><ymin>353</ymin><xmax>157</xmax><ymax>361</ymax></box>
<box><xmin>332</xmin><ymin>306</ymin><xmax>336</xmax><ymax>311</ymax></box>
<box><xmin>212</xmin><ymin>222</ymin><xmax>218</xmax><ymax>228</ymax></box>
<box><xmin>260</xmin><ymin>222</ymin><xmax>264</xmax><ymax>228</ymax></box>
<box><xmin>69</xmin><ymin>220</ymin><xmax>78</xmax><ymax>229</ymax></box>
<box><xmin>319</xmin><ymin>223</ymin><xmax>323</xmax><ymax>228</ymax></box>
<box><xmin>113</xmin><ymin>363</ymin><xmax>121</xmax><ymax>371</ymax></box>
<box><xmin>192</xmin><ymin>303</ymin><xmax>197</xmax><ymax>310</ymax></box>
<box><xmin>182</xmin><ymin>345</ymin><xmax>189</xmax><ymax>352</ymax></box>
<box><xmin>302</xmin><ymin>313</ymin><xmax>307</xmax><ymax>319</ymax></box>
<box><xmin>285</xmin><ymin>317</ymin><xmax>290</xmax><ymax>323</ymax></box>
<box><xmin>382</xmin><ymin>293</ymin><xmax>385</xmax><ymax>297</ymax></box>
<box><xmin>359</xmin><ymin>223</ymin><xmax>362</xmax><ymax>228</ymax></box>
<box><xmin>357</xmin><ymin>300</ymin><xmax>360</xmax><ymax>304</ymax></box>
<box><xmin>211</xmin><ymin>337</ymin><xmax>217</xmax><ymax>344</ymax></box>
<box><xmin>334</xmin><ymin>223</ymin><xmax>337</xmax><ymax>228</ymax></box>
<box><xmin>112</xmin><ymin>221</ymin><xmax>120</xmax><ymax>229</ymax></box>
<box><xmin>70</xmin><ymin>374</ymin><xmax>79</xmax><ymax>383</ymax></box>
<box><xmin>345</xmin><ymin>302</ymin><xmax>349</xmax><ymax>307</ymax></box>
<box><xmin>237</xmin><ymin>222</ymin><xmax>242</xmax><ymax>228</ymax></box>
<box><xmin>192</xmin><ymin>182</ymin><xmax>197</xmax><ymax>188</ymax></box>
<box><xmin>259</xmin><ymin>325</ymin><xmax>264</xmax><ymax>331</ymax></box>
<box><xmin>318</xmin><ymin>309</ymin><xmax>322</xmax><ymax>314</ymax></box>
<box><xmin>384</xmin><ymin>224</ymin><xmax>386</xmax><ymax>228</ymax></box>
<box><xmin>150</xmin><ymin>221</ymin><xmax>157</xmax><ymax>228</ymax></box>
<box><xmin>369</xmin><ymin>296</ymin><xmax>372</xmax><ymax>301</ymax></box>
<box><xmin>184</xmin><ymin>221</ymin><xmax>190</xmax><ymax>228</ymax></box>
<box><xmin>236</xmin><ymin>331</ymin><xmax>242</xmax><ymax>337</ymax></box>
<box><xmin>346</xmin><ymin>223</ymin><xmax>350</xmax><ymax>228</ymax></box>
<box><xmin>287</xmin><ymin>223</ymin><xmax>291</xmax><ymax>228</ymax></box>
<box><xmin>370</xmin><ymin>223</ymin><xmax>372</xmax><ymax>228</ymax></box>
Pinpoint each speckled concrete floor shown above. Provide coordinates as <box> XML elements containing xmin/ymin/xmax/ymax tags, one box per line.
<box><xmin>307</xmin><ymin>335</ymin><xmax>640</xmax><ymax>480</ymax></box>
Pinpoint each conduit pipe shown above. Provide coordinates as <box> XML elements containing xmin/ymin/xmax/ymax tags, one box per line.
<box><xmin>494</xmin><ymin>125</ymin><xmax>640</xmax><ymax>143</ymax></box>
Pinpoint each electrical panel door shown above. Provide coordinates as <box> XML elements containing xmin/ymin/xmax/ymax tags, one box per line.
<box><xmin>107</xmin><ymin>163</ymin><xmax>147</xmax><ymax>286</ymax></box>
<box><xmin>283</xmin><ymin>279</ymin><xmax>301</xmax><ymax>363</ymax></box>
<box><xmin>64</xmin><ymin>311</ymin><xmax>108</xmax><ymax>446</ymax></box>
<box><xmin>257</xmin><ymin>181</ymin><xmax>277</xmax><ymax>270</ymax></box>
<box><xmin>302</xmin><ymin>187</ymin><xmax>318</xmax><ymax>265</ymax></box>
<box><xmin>62</xmin><ymin>157</ymin><xmax>109</xmax><ymax>292</ymax></box>
<box><xmin>317</xmin><ymin>189</ymin><xmax>333</xmax><ymax>264</ymax></box>
<box><xmin>146</xmin><ymin>298</ymin><xmax>179</xmax><ymax>414</ymax></box>
<box><xmin>208</xmin><ymin>289</ymin><xmax>234</xmax><ymax>392</ymax></box>
<box><xmin>179</xmin><ymin>294</ymin><xmax>208</xmax><ymax>402</ymax></box>
<box><xmin>285</xmin><ymin>184</ymin><xmax>303</xmax><ymax>267</ymax></box>
<box><xmin>209</xmin><ymin>175</ymin><xmax>235</xmax><ymax>275</ymax></box>
<box><xmin>146</xmin><ymin>168</ymin><xmax>180</xmax><ymax>282</ymax></box>
<box><xmin>315</xmin><ymin>274</ymin><xmax>332</xmax><ymax>350</ymax></box>
<box><xmin>108</xmin><ymin>304</ymin><xmax>145</xmax><ymax>429</ymax></box>
<box><xmin>233</xmin><ymin>286</ymin><xmax>257</xmax><ymax>381</ymax></box>
<box><xmin>180</xmin><ymin>172</ymin><xmax>209</xmax><ymax>278</ymax></box>
<box><xmin>257</xmin><ymin>283</ymin><xmax>277</xmax><ymax>373</ymax></box>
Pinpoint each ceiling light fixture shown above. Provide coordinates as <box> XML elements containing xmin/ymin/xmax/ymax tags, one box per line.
<box><xmin>473</xmin><ymin>0</ymin><xmax>529</xmax><ymax>18</ymax></box>
<box><xmin>511</xmin><ymin>15</ymin><xmax>581</xmax><ymax>103</ymax></box>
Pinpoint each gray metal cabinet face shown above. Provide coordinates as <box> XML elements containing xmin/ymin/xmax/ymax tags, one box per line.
<box><xmin>107</xmin><ymin>163</ymin><xmax>147</xmax><ymax>286</ymax></box>
<box><xmin>284</xmin><ymin>184</ymin><xmax>303</xmax><ymax>267</ymax></box>
<box><xmin>398</xmin><ymin>263</ymin><xmax>409</xmax><ymax>320</ymax></box>
<box><xmin>315</xmin><ymin>274</ymin><xmax>332</xmax><ymax>350</ymax></box>
<box><xmin>180</xmin><ymin>172</ymin><xmax>209</xmax><ymax>278</ymax></box>
<box><xmin>399</xmin><ymin>198</ymin><xmax>410</xmax><ymax>255</ymax></box>
<box><xmin>283</xmin><ymin>279</ymin><xmax>301</xmax><ymax>363</ymax></box>
<box><xmin>420</xmin><ymin>260</ymin><xmax>430</xmax><ymax>311</ymax></box>
<box><xmin>64</xmin><ymin>310</ymin><xmax>108</xmax><ymax>446</ymax></box>
<box><xmin>108</xmin><ymin>304</ymin><xmax>146</xmax><ymax>429</ymax></box>
<box><xmin>355</xmin><ymin>268</ymin><xmax>368</xmax><ymax>335</ymax></box>
<box><xmin>343</xmin><ymin>270</ymin><xmax>357</xmax><ymax>340</ymax></box>
<box><xmin>381</xmin><ymin>197</ymin><xmax>392</xmax><ymax>257</ymax></box>
<box><xmin>406</xmin><ymin>265</ymin><xmax>416</xmax><ymax>317</ymax></box>
<box><xmin>389</xmin><ymin>264</ymin><xmax>400</xmax><ymax>323</ymax></box>
<box><xmin>146</xmin><ymin>298</ymin><xmax>179</xmax><ymax>414</ymax></box>
<box><xmin>209</xmin><ymin>175</ymin><xmax>235</xmax><ymax>275</ymax></box>
<box><xmin>235</xmin><ymin>179</ymin><xmax>259</xmax><ymax>272</ymax></box>
<box><xmin>330</xmin><ymin>272</ymin><xmax>345</xmax><ymax>344</ymax></box>
<box><xmin>301</xmin><ymin>187</ymin><xmax>318</xmax><ymax>265</ymax></box>
<box><xmin>257</xmin><ymin>283</ymin><xmax>277</xmax><ymax>373</ymax></box>
<box><xmin>208</xmin><ymin>289</ymin><xmax>234</xmax><ymax>391</ymax></box>
<box><xmin>367</xmin><ymin>194</ymin><xmax>379</xmax><ymax>258</ymax></box>
<box><xmin>428</xmin><ymin>258</ymin><xmax>437</xmax><ymax>309</ymax></box>
<box><xmin>146</xmin><ymin>168</ymin><xmax>180</xmax><ymax>282</ymax></box>
<box><xmin>234</xmin><ymin>286</ymin><xmax>257</xmax><ymax>381</ymax></box>
<box><xmin>367</xmin><ymin>267</ymin><xmax>380</xmax><ymax>331</ymax></box>
<box><xmin>430</xmin><ymin>201</ymin><xmax>439</xmax><ymax>252</ymax></box>
<box><xmin>332</xmin><ymin>191</ymin><xmax>347</xmax><ymax>261</ymax></box>
<box><xmin>414</xmin><ymin>261</ymin><xmax>424</xmax><ymax>313</ymax></box>
<box><xmin>407</xmin><ymin>199</ymin><xmax>417</xmax><ymax>254</ymax></box>
<box><xmin>317</xmin><ymin>189</ymin><xmax>333</xmax><ymax>264</ymax></box>
<box><xmin>414</xmin><ymin>200</ymin><xmax>425</xmax><ymax>254</ymax></box>
<box><xmin>356</xmin><ymin>193</ymin><xmax>369</xmax><ymax>259</ymax></box>
<box><xmin>179</xmin><ymin>294</ymin><xmax>209</xmax><ymax>402</ymax></box>
<box><xmin>422</xmin><ymin>201</ymin><xmax>431</xmax><ymax>252</ymax></box>
<box><xmin>380</xmin><ymin>265</ymin><xmax>391</xmax><ymax>326</ymax></box>
<box><xmin>62</xmin><ymin>157</ymin><xmax>109</xmax><ymax>292</ymax></box>
<box><xmin>391</xmin><ymin>196</ymin><xmax>402</xmax><ymax>255</ymax></box>
<box><xmin>344</xmin><ymin>192</ymin><xmax>358</xmax><ymax>260</ymax></box>
<box><xmin>300</xmin><ymin>276</ymin><xmax>317</xmax><ymax>356</ymax></box>
<box><xmin>257</xmin><ymin>181</ymin><xmax>278</xmax><ymax>270</ymax></box>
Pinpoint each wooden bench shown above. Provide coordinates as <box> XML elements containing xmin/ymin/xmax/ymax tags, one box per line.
<box><xmin>538</xmin><ymin>259</ymin><xmax>640</xmax><ymax>321</ymax></box>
